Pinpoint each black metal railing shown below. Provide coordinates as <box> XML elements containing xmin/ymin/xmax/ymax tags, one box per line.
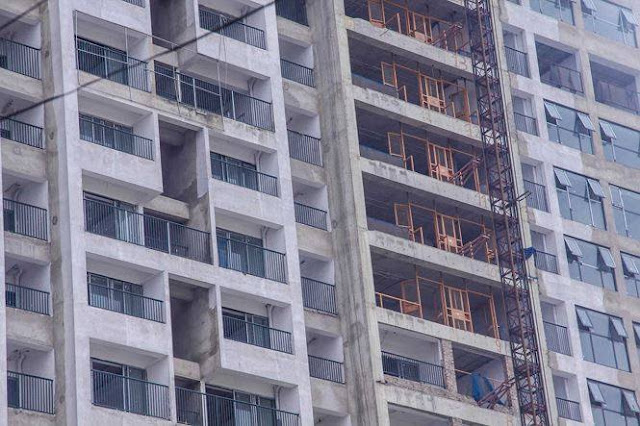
<box><xmin>301</xmin><ymin>277</ymin><xmax>337</xmax><ymax>314</ymax></box>
<box><xmin>505</xmin><ymin>46</ymin><xmax>529</xmax><ymax>77</ymax></box>
<box><xmin>87</xmin><ymin>283</ymin><xmax>164</xmax><ymax>323</ymax></box>
<box><xmin>381</xmin><ymin>352</ymin><xmax>445</xmax><ymax>387</ymax></box>
<box><xmin>308</xmin><ymin>355</ymin><xmax>344</xmax><ymax>383</ymax></box>
<box><xmin>543</xmin><ymin>321</ymin><xmax>571</xmax><ymax>355</ymax></box>
<box><xmin>3</xmin><ymin>199</ymin><xmax>48</xmax><ymax>241</ymax></box>
<box><xmin>210</xmin><ymin>155</ymin><xmax>278</xmax><ymax>196</ymax></box>
<box><xmin>84</xmin><ymin>198</ymin><xmax>211</xmax><ymax>263</ymax></box>
<box><xmin>294</xmin><ymin>202</ymin><xmax>327</xmax><ymax>230</ymax></box>
<box><xmin>288</xmin><ymin>130</ymin><xmax>322</xmax><ymax>166</ymax></box>
<box><xmin>217</xmin><ymin>236</ymin><xmax>287</xmax><ymax>283</ymax></box>
<box><xmin>523</xmin><ymin>180</ymin><xmax>548</xmax><ymax>212</ymax></box>
<box><xmin>76</xmin><ymin>38</ymin><xmax>149</xmax><ymax>91</ymax></box>
<box><xmin>281</xmin><ymin>59</ymin><xmax>315</xmax><ymax>87</ymax></box>
<box><xmin>541</xmin><ymin>64</ymin><xmax>584</xmax><ymax>94</ymax></box>
<box><xmin>7</xmin><ymin>371</ymin><xmax>54</xmax><ymax>414</ymax></box>
<box><xmin>222</xmin><ymin>315</ymin><xmax>293</xmax><ymax>354</ymax></box>
<box><xmin>220</xmin><ymin>87</ymin><xmax>274</xmax><ymax>130</ymax></box>
<box><xmin>0</xmin><ymin>118</ymin><xmax>44</xmax><ymax>148</ymax></box>
<box><xmin>176</xmin><ymin>387</ymin><xmax>300</xmax><ymax>426</ymax></box>
<box><xmin>199</xmin><ymin>6</ymin><xmax>266</xmax><ymax>49</ymax></box>
<box><xmin>5</xmin><ymin>284</ymin><xmax>49</xmax><ymax>315</ymax></box>
<box><xmin>276</xmin><ymin>0</ymin><xmax>308</xmax><ymax>25</ymax></box>
<box><xmin>0</xmin><ymin>39</ymin><xmax>40</xmax><ymax>79</ymax></box>
<box><xmin>92</xmin><ymin>369</ymin><xmax>169</xmax><ymax>419</ymax></box>
<box><xmin>556</xmin><ymin>396</ymin><xmax>581</xmax><ymax>421</ymax></box>
<box><xmin>594</xmin><ymin>80</ymin><xmax>640</xmax><ymax>114</ymax></box>
<box><xmin>534</xmin><ymin>250</ymin><xmax>558</xmax><ymax>274</ymax></box>
<box><xmin>514</xmin><ymin>112</ymin><xmax>538</xmax><ymax>135</ymax></box>
<box><xmin>79</xmin><ymin>116</ymin><xmax>153</xmax><ymax>160</ymax></box>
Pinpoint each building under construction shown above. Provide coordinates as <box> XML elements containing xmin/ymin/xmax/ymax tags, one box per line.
<box><xmin>0</xmin><ymin>0</ymin><xmax>638</xmax><ymax>424</ymax></box>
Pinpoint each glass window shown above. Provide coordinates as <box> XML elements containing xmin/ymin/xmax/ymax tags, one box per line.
<box><xmin>601</xmin><ymin>119</ymin><xmax>640</xmax><ymax>170</ymax></box>
<box><xmin>622</xmin><ymin>252</ymin><xmax>640</xmax><ymax>298</ymax></box>
<box><xmin>555</xmin><ymin>168</ymin><xmax>605</xmax><ymax>228</ymax></box>
<box><xmin>588</xmin><ymin>379</ymin><xmax>640</xmax><ymax>426</ymax></box>
<box><xmin>530</xmin><ymin>0</ymin><xmax>575</xmax><ymax>24</ymax></box>
<box><xmin>582</xmin><ymin>0</ymin><xmax>637</xmax><ymax>47</ymax></box>
<box><xmin>545</xmin><ymin>101</ymin><xmax>593</xmax><ymax>153</ymax></box>
<box><xmin>577</xmin><ymin>308</ymin><xmax>630</xmax><ymax>371</ymax></box>
<box><xmin>216</xmin><ymin>228</ymin><xmax>265</xmax><ymax>278</ymax></box>
<box><xmin>611</xmin><ymin>185</ymin><xmax>640</xmax><ymax>241</ymax></box>
<box><xmin>565</xmin><ymin>236</ymin><xmax>616</xmax><ymax>290</ymax></box>
<box><xmin>210</xmin><ymin>153</ymin><xmax>259</xmax><ymax>191</ymax></box>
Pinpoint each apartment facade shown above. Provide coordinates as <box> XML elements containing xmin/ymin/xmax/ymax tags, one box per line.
<box><xmin>0</xmin><ymin>0</ymin><xmax>638</xmax><ymax>425</ymax></box>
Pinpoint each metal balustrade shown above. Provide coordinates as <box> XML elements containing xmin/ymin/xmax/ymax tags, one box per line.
<box><xmin>505</xmin><ymin>46</ymin><xmax>529</xmax><ymax>77</ymax></box>
<box><xmin>88</xmin><ymin>283</ymin><xmax>164</xmax><ymax>322</ymax></box>
<box><xmin>3</xmin><ymin>199</ymin><xmax>48</xmax><ymax>241</ymax></box>
<box><xmin>381</xmin><ymin>351</ymin><xmax>445</xmax><ymax>387</ymax></box>
<box><xmin>76</xmin><ymin>38</ymin><xmax>149</xmax><ymax>91</ymax></box>
<box><xmin>280</xmin><ymin>59</ymin><xmax>315</xmax><ymax>87</ymax></box>
<box><xmin>84</xmin><ymin>198</ymin><xmax>211</xmax><ymax>263</ymax></box>
<box><xmin>176</xmin><ymin>387</ymin><xmax>300</xmax><ymax>426</ymax></box>
<box><xmin>220</xmin><ymin>87</ymin><xmax>274</xmax><ymax>130</ymax></box>
<box><xmin>79</xmin><ymin>116</ymin><xmax>153</xmax><ymax>159</ymax></box>
<box><xmin>5</xmin><ymin>284</ymin><xmax>49</xmax><ymax>315</ymax></box>
<box><xmin>523</xmin><ymin>180</ymin><xmax>548</xmax><ymax>212</ymax></box>
<box><xmin>514</xmin><ymin>112</ymin><xmax>538</xmax><ymax>135</ymax></box>
<box><xmin>217</xmin><ymin>235</ymin><xmax>287</xmax><ymax>283</ymax></box>
<box><xmin>210</xmin><ymin>155</ymin><xmax>278</xmax><ymax>196</ymax></box>
<box><xmin>541</xmin><ymin>64</ymin><xmax>584</xmax><ymax>94</ymax></box>
<box><xmin>534</xmin><ymin>250</ymin><xmax>558</xmax><ymax>274</ymax></box>
<box><xmin>301</xmin><ymin>277</ymin><xmax>337</xmax><ymax>314</ymax></box>
<box><xmin>276</xmin><ymin>0</ymin><xmax>308</xmax><ymax>25</ymax></box>
<box><xmin>0</xmin><ymin>118</ymin><xmax>44</xmax><ymax>148</ymax></box>
<box><xmin>294</xmin><ymin>202</ymin><xmax>328</xmax><ymax>230</ymax></box>
<box><xmin>222</xmin><ymin>314</ymin><xmax>293</xmax><ymax>354</ymax></box>
<box><xmin>556</xmin><ymin>397</ymin><xmax>581</xmax><ymax>421</ymax></box>
<box><xmin>308</xmin><ymin>355</ymin><xmax>344</xmax><ymax>383</ymax></box>
<box><xmin>7</xmin><ymin>371</ymin><xmax>54</xmax><ymax>414</ymax></box>
<box><xmin>199</xmin><ymin>6</ymin><xmax>266</xmax><ymax>49</ymax></box>
<box><xmin>543</xmin><ymin>321</ymin><xmax>571</xmax><ymax>355</ymax></box>
<box><xmin>0</xmin><ymin>39</ymin><xmax>40</xmax><ymax>79</ymax></box>
<box><xmin>287</xmin><ymin>130</ymin><xmax>322</xmax><ymax>166</ymax></box>
<box><xmin>92</xmin><ymin>369</ymin><xmax>170</xmax><ymax>419</ymax></box>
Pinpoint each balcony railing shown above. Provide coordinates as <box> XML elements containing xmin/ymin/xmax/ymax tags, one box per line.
<box><xmin>276</xmin><ymin>0</ymin><xmax>308</xmax><ymax>25</ymax></box>
<box><xmin>199</xmin><ymin>6</ymin><xmax>266</xmax><ymax>49</ymax></box>
<box><xmin>541</xmin><ymin>64</ymin><xmax>584</xmax><ymax>94</ymax></box>
<box><xmin>84</xmin><ymin>198</ymin><xmax>211</xmax><ymax>263</ymax></box>
<box><xmin>88</xmin><ymin>283</ymin><xmax>164</xmax><ymax>322</ymax></box>
<box><xmin>0</xmin><ymin>118</ymin><xmax>44</xmax><ymax>148</ymax></box>
<box><xmin>301</xmin><ymin>277</ymin><xmax>337</xmax><ymax>314</ymax></box>
<box><xmin>294</xmin><ymin>202</ymin><xmax>328</xmax><ymax>230</ymax></box>
<box><xmin>308</xmin><ymin>355</ymin><xmax>344</xmax><ymax>383</ymax></box>
<box><xmin>217</xmin><ymin>235</ymin><xmax>287</xmax><ymax>283</ymax></box>
<box><xmin>594</xmin><ymin>80</ymin><xmax>640</xmax><ymax>114</ymax></box>
<box><xmin>505</xmin><ymin>46</ymin><xmax>529</xmax><ymax>77</ymax></box>
<box><xmin>534</xmin><ymin>250</ymin><xmax>558</xmax><ymax>274</ymax></box>
<box><xmin>222</xmin><ymin>314</ymin><xmax>293</xmax><ymax>354</ymax></box>
<box><xmin>6</xmin><ymin>284</ymin><xmax>49</xmax><ymax>315</ymax></box>
<box><xmin>543</xmin><ymin>321</ymin><xmax>571</xmax><ymax>355</ymax></box>
<box><xmin>176</xmin><ymin>388</ymin><xmax>300</xmax><ymax>426</ymax></box>
<box><xmin>3</xmin><ymin>199</ymin><xmax>48</xmax><ymax>241</ymax></box>
<box><xmin>92</xmin><ymin>369</ymin><xmax>170</xmax><ymax>419</ymax></box>
<box><xmin>79</xmin><ymin>116</ymin><xmax>153</xmax><ymax>160</ymax></box>
<box><xmin>76</xmin><ymin>38</ymin><xmax>149</xmax><ymax>92</ymax></box>
<box><xmin>0</xmin><ymin>39</ymin><xmax>40</xmax><ymax>79</ymax></box>
<box><xmin>210</xmin><ymin>155</ymin><xmax>278</xmax><ymax>196</ymax></box>
<box><xmin>221</xmin><ymin>88</ymin><xmax>274</xmax><ymax>130</ymax></box>
<box><xmin>523</xmin><ymin>180</ymin><xmax>548</xmax><ymax>212</ymax></box>
<box><xmin>7</xmin><ymin>371</ymin><xmax>54</xmax><ymax>414</ymax></box>
<box><xmin>556</xmin><ymin>396</ymin><xmax>582</xmax><ymax>421</ymax></box>
<box><xmin>514</xmin><ymin>112</ymin><xmax>538</xmax><ymax>135</ymax></box>
<box><xmin>280</xmin><ymin>59</ymin><xmax>314</xmax><ymax>87</ymax></box>
<box><xmin>381</xmin><ymin>351</ymin><xmax>445</xmax><ymax>387</ymax></box>
<box><xmin>288</xmin><ymin>130</ymin><xmax>322</xmax><ymax>166</ymax></box>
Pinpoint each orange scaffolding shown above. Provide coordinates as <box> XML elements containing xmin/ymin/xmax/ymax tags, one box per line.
<box><xmin>393</xmin><ymin>201</ymin><xmax>496</xmax><ymax>263</ymax></box>
<box><xmin>365</xmin><ymin>0</ymin><xmax>467</xmax><ymax>53</ymax></box>
<box><xmin>380</xmin><ymin>61</ymin><xmax>472</xmax><ymax>121</ymax></box>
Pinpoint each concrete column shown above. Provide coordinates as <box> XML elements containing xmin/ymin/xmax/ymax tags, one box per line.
<box><xmin>441</xmin><ymin>340</ymin><xmax>458</xmax><ymax>394</ymax></box>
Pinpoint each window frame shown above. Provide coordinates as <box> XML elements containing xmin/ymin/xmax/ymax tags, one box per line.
<box><xmin>577</xmin><ymin>308</ymin><xmax>630</xmax><ymax>371</ymax></box>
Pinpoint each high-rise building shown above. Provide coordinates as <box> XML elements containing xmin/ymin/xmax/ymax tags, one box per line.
<box><xmin>0</xmin><ymin>0</ymin><xmax>638</xmax><ymax>425</ymax></box>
